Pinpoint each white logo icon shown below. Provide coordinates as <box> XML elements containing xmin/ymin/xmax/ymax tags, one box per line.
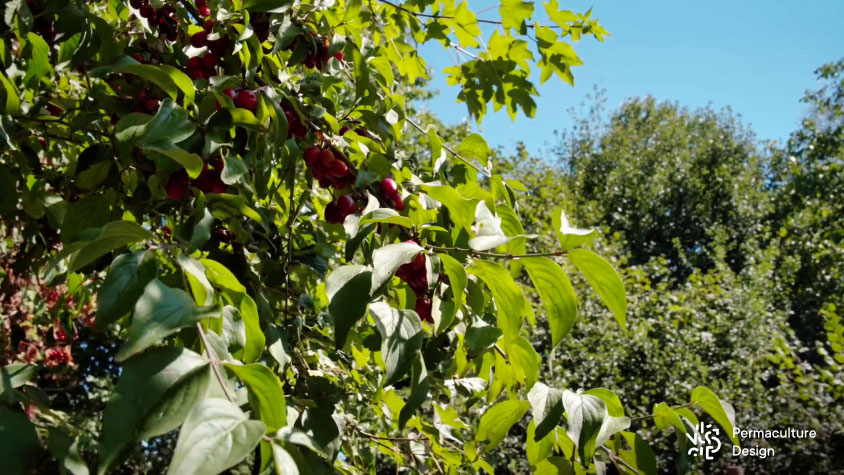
<box><xmin>686</xmin><ymin>422</ymin><xmax>722</xmax><ymax>460</ymax></box>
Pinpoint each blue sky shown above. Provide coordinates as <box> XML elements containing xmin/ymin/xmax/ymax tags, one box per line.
<box><xmin>419</xmin><ymin>0</ymin><xmax>844</xmax><ymax>154</ymax></box>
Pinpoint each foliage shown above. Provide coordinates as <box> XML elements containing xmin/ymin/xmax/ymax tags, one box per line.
<box><xmin>0</xmin><ymin>0</ymin><xmax>740</xmax><ymax>474</ymax></box>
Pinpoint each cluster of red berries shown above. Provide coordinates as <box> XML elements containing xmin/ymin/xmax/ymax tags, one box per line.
<box><xmin>324</xmin><ymin>195</ymin><xmax>359</xmax><ymax>224</ymax></box>
<box><xmin>130</xmin><ymin>0</ymin><xmax>180</xmax><ymax>42</ymax></box>
<box><xmin>380</xmin><ymin>177</ymin><xmax>404</xmax><ymax>211</ymax></box>
<box><xmin>188</xmin><ymin>27</ymin><xmax>233</xmax><ymax>79</ymax></box>
<box><xmin>186</xmin><ymin>52</ymin><xmax>220</xmax><ymax>80</ymax></box>
<box><xmin>166</xmin><ymin>158</ymin><xmax>226</xmax><ymax>200</ymax></box>
<box><xmin>130</xmin><ymin>90</ymin><xmax>161</xmax><ymax>114</ymax></box>
<box><xmin>394</xmin><ymin>245</ymin><xmax>434</xmax><ymax>323</ymax></box>
<box><xmin>283</xmin><ymin>103</ymin><xmax>308</xmax><ymax>139</ymax></box>
<box><xmin>286</xmin><ymin>33</ymin><xmax>344</xmax><ymax>70</ymax></box>
<box><xmin>194</xmin><ymin>0</ymin><xmax>213</xmax><ymax>17</ymax></box>
<box><xmin>26</xmin><ymin>0</ymin><xmax>56</xmax><ymax>43</ymax></box>
<box><xmin>43</xmin><ymin>345</ymin><xmax>73</xmax><ymax>368</ymax></box>
<box><xmin>304</xmin><ymin>146</ymin><xmax>355</xmax><ymax>190</ymax></box>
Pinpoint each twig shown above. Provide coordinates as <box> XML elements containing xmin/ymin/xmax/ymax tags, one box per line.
<box><xmin>629</xmin><ymin>401</ymin><xmax>698</xmax><ymax>423</ymax></box>
<box><xmin>377</xmin><ymin>0</ymin><xmax>566</xmax><ymax>29</ymax></box>
<box><xmin>405</xmin><ymin>117</ymin><xmax>491</xmax><ymax>177</ymax></box>
<box><xmin>601</xmin><ymin>446</ymin><xmax>639</xmax><ymax>474</ymax></box>
<box><xmin>426</xmin><ymin>245</ymin><xmax>566</xmax><ymax>259</ymax></box>
<box><xmin>284</xmin><ymin>157</ymin><xmax>297</xmax><ymax>322</ymax></box>
<box><xmin>195</xmin><ymin>322</ymin><xmax>235</xmax><ymax>403</ymax></box>
<box><xmin>493</xmin><ymin>343</ymin><xmax>510</xmax><ymax>364</ymax></box>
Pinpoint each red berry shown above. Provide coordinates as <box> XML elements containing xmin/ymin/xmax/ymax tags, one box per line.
<box><xmin>204</xmin><ymin>19</ymin><xmax>215</xmax><ymax>31</ymax></box>
<box><xmin>166</xmin><ymin>169</ymin><xmax>189</xmax><ymax>200</ymax></box>
<box><xmin>223</xmin><ymin>88</ymin><xmax>238</xmax><ymax>100</ymax></box>
<box><xmin>410</xmin><ymin>252</ymin><xmax>425</xmax><ymax>270</ymax></box>
<box><xmin>139</xmin><ymin>4</ymin><xmax>153</xmax><ymax>18</ymax></box>
<box><xmin>337</xmin><ymin>194</ymin><xmax>356</xmax><ymax>217</ymax></box>
<box><xmin>381</xmin><ymin>177</ymin><xmax>398</xmax><ymax>197</ymax></box>
<box><xmin>198</xmin><ymin>5</ymin><xmax>211</xmax><ymax>17</ymax></box>
<box><xmin>202</xmin><ymin>54</ymin><xmax>217</xmax><ymax>68</ymax></box>
<box><xmin>339</xmin><ymin>125</ymin><xmax>350</xmax><ymax>135</ymax></box>
<box><xmin>235</xmin><ymin>90</ymin><xmax>257</xmax><ymax>110</ymax></box>
<box><xmin>166</xmin><ymin>30</ymin><xmax>178</xmax><ymax>42</ymax></box>
<box><xmin>416</xmin><ymin>299</ymin><xmax>433</xmax><ymax>323</ymax></box>
<box><xmin>137</xmin><ymin>90</ymin><xmax>148</xmax><ymax>101</ymax></box>
<box><xmin>392</xmin><ymin>194</ymin><xmax>405</xmax><ymax>212</ymax></box>
<box><xmin>187</xmin><ymin>57</ymin><xmax>202</xmax><ymax>69</ymax></box>
<box><xmin>334</xmin><ymin>51</ymin><xmax>344</xmax><ymax>61</ymax></box>
<box><xmin>187</xmin><ymin>68</ymin><xmax>204</xmax><ymax>80</ymax></box>
<box><xmin>328</xmin><ymin>159</ymin><xmax>348</xmax><ymax>178</ymax></box>
<box><xmin>45</xmin><ymin>103</ymin><xmax>63</xmax><ymax>116</ymax></box>
<box><xmin>324</xmin><ymin>201</ymin><xmax>341</xmax><ymax>224</ymax></box>
<box><xmin>319</xmin><ymin>149</ymin><xmax>335</xmax><ymax>168</ymax></box>
<box><xmin>196</xmin><ymin>0</ymin><xmax>207</xmax><ymax>7</ymax></box>
<box><xmin>190</xmin><ymin>31</ymin><xmax>208</xmax><ymax>48</ymax></box>
<box><xmin>304</xmin><ymin>146</ymin><xmax>320</xmax><ymax>167</ymax></box>
<box><xmin>37</xmin><ymin>136</ymin><xmax>47</xmax><ymax>147</ymax></box>
<box><xmin>145</xmin><ymin>98</ymin><xmax>160</xmax><ymax>112</ymax></box>
<box><xmin>129</xmin><ymin>0</ymin><xmax>142</xmax><ymax>9</ymax></box>
<box><xmin>132</xmin><ymin>53</ymin><xmax>145</xmax><ymax>63</ymax></box>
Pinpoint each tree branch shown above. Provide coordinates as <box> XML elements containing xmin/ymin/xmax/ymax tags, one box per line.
<box><xmin>406</xmin><ymin>117</ymin><xmax>491</xmax><ymax>177</ymax></box>
<box><xmin>426</xmin><ymin>245</ymin><xmax>566</xmax><ymax>259</ymax></box>
<box><xmin>629</xmin><ymin>401</ymin><xmax>697</xmax><ymax>423</ymax></box>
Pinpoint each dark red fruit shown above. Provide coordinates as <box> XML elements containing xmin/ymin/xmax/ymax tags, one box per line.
<box><xmin>204</xmin><ymin>19</ymin><xmax>215</xmax><ymax>31</ymax></box>
<box><xmin>337</xmin><ymin>195</ymin><xmax>356</xmax><ymax>217</ymax></box>
<box><xmin>166</xmin><ymin>30</ymin><xmax>178</xmax><ymax>42</ymax></box>
<box><xmin>196</xmin><ymin>0</ymin><xmax>207</xmax><ymax>7</ymax></box>
<box><xmin>339</xmin><ymin>125</ymin><xmax>350</xmax><ymax>135</ymax></box>
<box><xmin>410</xmin><ymin>252</ymin><xmax>425</xmax><ymax>270</ymax></box>
<box><xmin>235</xmin><ymin>90</ymin><xmax>257</xmax><ymax>110</ymax></box>
<box><xmin>416</xmin><ymin>299</ymin><xmax>433</xmax><ymax>323</ymax></box>
<box><xmin>334</xmin><ymin>51</ymin><xmax>344</xmax><ymax>61</ymax></box>
<box><xmin>129</xmin><ymin>0</ymin><xmax>142</xmax><ymax>9</ymax></box>
<box><xmin>198</xmin><ymin>5</ymin><xmax>211</xmax><ymax>17</ymax></box>
<box><xmin>45</xmin><ymin>103</ymin><xmax>63</xmax><ymax>116</ymax></box>
<box><xmin>37</xmin><ymin>136</ymin><xmax>47</xmax><ymax>147</ymax></box>
<box><xmin>223</xmin><ymin>88</ymin><xmax>238</xmax><ymax>100</ymax></box>
<box><xmin>139</xmin><ymin>4</ymin><xmax>153</xmax><ymax>18</ymax></box>
<box><xmin>319</xmin><ymin>149</ymin><xmax>335</xmax><ymax>168</ymax></box>
<box><xmin>328</xmin><ymin>159</ymin><xmax>348</xmax><ymax>178</ymax></box>
<box><xmin>392</xmin><ymin>194</ymin><xmax>405</xmax><ymax>211</ymax></box>
<box><xmin>166</xmin><ymin>170</ymin><xmax>189</xmax><ymax>200</ymax></box>
<box><xmin>187</xmin><ymin>68</ymin><xmax>204</xmax><ymax>80</ymax></box>
<box><xmin>187</xmin><ymin>56</ymin><xmax>202</xmax><ymax>69</ymax></box>
<box><xmin>202</xmin><ymin>54</ymin><xmax>217</xmax><ymax>68</ymax></box>
<box><xmin>190</xmin><ymin>31</ymin><xmax>208</xmax><ymax>48</ymax></box>
<box><xmin>381</xmin><ymin>177</ymin><xmax>398</xmax><ymax>196</ymax></box>
<box><xmin>324</xmin><ymin>201</ymin><xmax>341</xmax><ymax>224</ymax></box>
<box><xmin>304</xmin><ymin>146</ymin><xmax>320</xmax><ymax>167</ymax></box>
<box><xmin>144</xmin><ymin>99</ymin><xmax>160</xmax><ymax>111</ymax></box>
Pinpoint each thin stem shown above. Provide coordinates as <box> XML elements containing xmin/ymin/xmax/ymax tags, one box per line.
<box><xmin>427</xmin><ymin>245</ymin><xmax>566</xmax><ymax>259</ymax></box>
<box><xmin>601</xmin><ymin>446</ymin><xmax>639</xmax><ymax>474</ymax></box>
<box><xmin>195</xmin><ymin>322</ymin><xmax>235</xmax><ymax>403</ymax></box>
<box><xmin>406</xmin><ymin>117</ymin><xmax>491</xmax><ymax>177</ymax></box>
<box><xmin>629</xmin><ymin>401</ymin><xmax>697</xmax><ymax>423</ymax></box>
<box><xmin>377</xmin><ymin>0</ymin><xmax>565</xmax><ymax>29</ymax></box>
<box><xmin>284</xmin><ymin>158</ymin><xmax>297</xmax><ymax>322</ymax></box>
<box><xmin>493</xmin><ymin>343</ymin><xmax>510</xmax><ymax>364</ymax></box>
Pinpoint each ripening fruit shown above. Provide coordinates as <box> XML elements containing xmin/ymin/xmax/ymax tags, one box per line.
<box><xmin>319</xmin><ymin>149</ymin><xmax>335</xmax><ymax>168</ymax></box>
<box><xmin>324</xmin><ymin>201</ymin><xmax>341</xmax><ymax>224</ymax></box>
<box><xmin>190</xmin><ymin>31</ymin><xmax>208</xmax><ymax>48</ymax></box>
<box><xmin>337</xmin><ymin>194</ymin><xmax>356</xmax><ymax>216</ymax></box>
<box><xmin>381</xmin><ymin>177</ymin><xmax>398</xmax><ymax>196</ymax></box>
<box><xmin>392</xmin><ymin>194</ymin><xmax>405</xmax><ymax>212</ymax></box>
<box><xmin>304</xmin><ymin>146</ymin><xmax>320</xmax><ymax>167</ymax></box>
<box><xmin>328</xmin><ymin>160</ymin><xmax>348</xmax><ymax>178</ymax></box>
<box><xmin>198</xmin><ymin>5</ymin><xmax>211</xmax><ymax>17</ymax></box>
<box><xmin>235</xmin><ymin>90</ymin><xmax>257</xmax><ymax>110</ymax></box>
<box><xmin>166</xmin><ymin>170</ymin><xmax>189</xmax><ymax>200</ymax></box>
<box><xmin>334</xmin><ymin>51</ymin><xmax>344</xmax><ymax>61</ymax></box>
<box><xmin>202</xmin><ymin>54</ymin><xmax>217</xmax><ymax>68</ymax></box>
<box><xmin>187</xmin><ymin>57</ymin><xmax>202</xmax><ymax>69</ymax></box>
<box><xmin>415</xmin><ymin>298</ymin><xmax>433</xmax><ymax>323</ymax></box>
<box><xmin>144</xmin><ymin>98</ymin><xmax>160</xmax><ymax>112</ymax></box>
<box><xmin>129</xmin><ymin>0</ymin><xmax>142</xmax><ymax>8</ymax></box>
<box><xmin>410</xmin><ymin>252</ymin><xmax>425</xmax><ymax>270</ymax></box>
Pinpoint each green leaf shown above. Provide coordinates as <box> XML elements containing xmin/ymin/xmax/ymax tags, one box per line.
<box><xmin>534</xmin><ymin>457</ymin><xmax>574</xmax><ymax>475</ymax></box>
<box><xmin>242</xmin><ymin>0</ymin><xmax>295</xmax><ymax>12</ymax></box>
<box><xmin>420</xmin><ymin>185</ymin><xmax>481</xmax><ymax>231</ymax></box>
<box><xmin>465</xmin><ymin>321</ymin><xmax>503</xmax><ymax>357</ymax></box>
<box><xmin>369</xmin><ymin>302</ymin><xmax>424</xmax><ymax>385</ymax></box>
<box><xmin>370</xmin><ymin>241</ymin><xmax>423</xmax><ymax>292</ymax></box>
<box><xmin>526</xmin><ymin>420</ymin><xmax>555</xmax><ymax>466</ymax></box>
<box><xmin>690</xmin><ymin>386</ymin><xmax>739</xmax><ymax>445</ymax></box>
<box><xmin>326</xmin><ymin>265</ymin><xmax>373</xmax><ymax>348</ymax></box>
<box><xmin>552</xmin><ymin>208</ymin><xmax>596</xmax><ymax>251</ymax></box>
<box><xmin>568</xmin><ymin>249</ymin><xmax>626</xmax><ymax>330</ymax></box>
<box><xmin>457</xmin><ymin>133</ymin><xmax>491</xmax><ymax>166</ymax></box>
<box><xmin>167</xmin><ymin>398</ymin><xmax>266</xmax><ymax>475</ymax></box>
<box><xmin>475</xmin><ymin>400</ymin><xmax>530</xmax><ymax>450</ymax></box>
<box><xmin>158</xmin><ymin>64</ymin><xmax>196</xmax><ymax>105</ymax></box>
<box><xmin>614</xmin><ymin>432</ymin><xmax>657</xmax><ymax>475</ymax></box>
<box><xmin>116</xmin><ymin>279</ymin><xmax>219</xmax><ymax>362</ymax></box>
<box><xmin>0</xmin><ymin>407</ymin><xmax>40</xmax><ymax>474</ymax></box>
<box><xmin>225</xmin><ymin>363</ymin><xmax>287</xmax><ymax>432</ymax></box>
<box><xmin>0</xmin><ymin>73</ymin><xmax>20</xmax><ymax>114</ymax></box>
<box><xmin>562</xmin><ymin>390</ymin><xmax>630</xmax><ymax>467</ymax></box>
<box><xmin>96</xmin><ymin>251</ymin><xmax>158</xmax><ymax>330</ymax></box>
<box><xmin>221</xmin><ymin>156</ymin><xmax>248</xmax><ymax>184</ymax></box>
<box><xmin>67</xmin><ymin>220</ymin><xmax>152</xmax><ymax>273</ymax></box>
<box><xmin>48</xmin><ymin>430</ymin><xmax>90</xmax><ymax>475</ymax></box>
<box><xmin>146</xmin><ymin>143</ymin><xmax>204</xmax><ymax>178</ymax></box>
<box><xmin>178</xmin><ymin>254</ymin><xmax>214</xmax><ymax>306</ymax></box>
<box><xmin>201</xmin><ymin>258</ymin><xmax>246</xmax><ymax>293</ymax></box>
<box><xmin>0</xmin><ymin>363</ymin><xmax>39</xmax><ymax>390</ymax></box>
<box><xmin>522</xmin><ymin>257</ymin><xmax>577</xmax><ymax>347</ymax></box>
<box><xmin>584</xmin><ymin>388</ymin><xmax>625</xmax><ymax>417</ymax></box>
<box><xmin>398</xmin><ymin>353</ymin><xmax>429</xmax><ymax>429</ymax></box>
<box><xmin>271</xmin><ymin>443</ymin><xmax>300</xmax><ymax>475</ymax></box>
<box><xmin>508</xmin><ymin>336</ymin><xmax>540</xmax><ymax>390</ymax></box>
<box><xmin>92</xmin><ymin>57</ymin><xmax>183</xmax><ymax>102</ymax></box>
<box><xmin>500</xmin><ymin>0</ymin><xmax>535</xmax><ymax>31</ymax></box>
<box><xmin>438</xmin><ymin>253</ymin><xmax>467</xmax><ymax>308</ymax></box>
<box><xmin>527</xmin><ymin>382</ymin><xmax>564</xmax><ymax>440</ymax></box>
<box><xmin>139</xmin><ymin>363</ymin><xmax>213</xmax><ymax>439</ymax></box>
<box><xmin>24</xmin><ymin>32</ymin><xmax>51</xmax><ymax>87</ymax></box>
<box><xmin>467</xmin><ymin>260</ymin><xmax>525</xmax><ymax>340</ymax></box>
<box><xmin>99</xmin><ymin>347</ymin><xmax>209</xmax><ymax>474</ymax></box>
